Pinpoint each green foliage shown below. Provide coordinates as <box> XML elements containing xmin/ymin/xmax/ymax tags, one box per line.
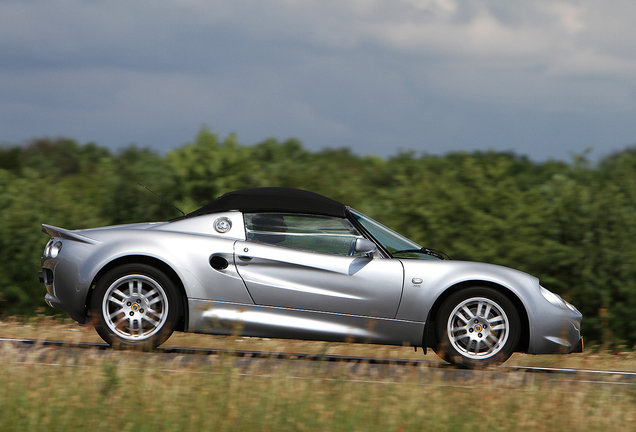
<box><xmin>167</xmin><ymin>129</ymin><xmax>260</xmax><ymax>211</ymax></box>
<box><xmin>104</xmin><ymin>146</ymin><xmax>179</xmax><ymax>224</ymax></box>
<box><xmin>1</xmin><ymin>132</ymin><xmax>636</xmax><ymax>347</ymax></box>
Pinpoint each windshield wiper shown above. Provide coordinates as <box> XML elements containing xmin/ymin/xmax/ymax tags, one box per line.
<box><xmin>391</xmin><ymin>248</ymin><xmax>451</xmax><ymax>260</ymax></box>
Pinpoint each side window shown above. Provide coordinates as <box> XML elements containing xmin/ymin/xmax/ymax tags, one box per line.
<box><xmin>244</xmin><ymin>213</ymin><xmax>365</xmax><ymax>256</ymax></box>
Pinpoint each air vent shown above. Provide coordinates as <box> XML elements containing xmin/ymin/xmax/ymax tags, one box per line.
<box><xmin>209</xmin><ymin>255</ymin><xmax>229</xmax><ymax>271</ymax></box>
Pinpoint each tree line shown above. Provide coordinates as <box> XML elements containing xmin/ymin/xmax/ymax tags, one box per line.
<box><xmin>1</xmin><ymin>128</ymin><xmax>635</xmax><ymax>347</ymax></box>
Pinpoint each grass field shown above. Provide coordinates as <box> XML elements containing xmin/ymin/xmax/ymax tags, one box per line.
<box><xmin>2</xmin><ymin>316</ymin><xmax>636</xmax><ymax>371</ymax></box>
<box><xmin>1</xmin><ymin>317</ymin><xmax>635</xmax><ymax>431</ymax></box>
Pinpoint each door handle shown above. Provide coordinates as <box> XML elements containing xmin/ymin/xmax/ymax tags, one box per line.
<box><xmin>238</xmin><ymin>255</ymin><xmax>252</xmax><ymax>262</ymax></box>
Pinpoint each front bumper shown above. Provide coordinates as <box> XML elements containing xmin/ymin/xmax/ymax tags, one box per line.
<box><xmin>528</xmin><ymin>307</ymin><xmax>583</xmax><ymax>354</ymax></box>
<box><xmin>572</xmin><ymin>337</ymin><xmax>584</xmax><ymax>353</ymax></box>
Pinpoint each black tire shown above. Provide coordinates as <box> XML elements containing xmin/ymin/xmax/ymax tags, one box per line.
<box><xmin>434</xmin><ymin>287</ymin><xmax>520</xmax><ymax>368</ymax></box>
<box><xmin>90</xmin><ymin>264</ymin><xmax>181</xmax><ymax>349</ymax></box>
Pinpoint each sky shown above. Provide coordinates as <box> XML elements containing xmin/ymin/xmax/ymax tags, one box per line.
<box><xmin>1</xmin><ymin>0</ymin><xmax>636</xmax><ymax>162</ymax></box>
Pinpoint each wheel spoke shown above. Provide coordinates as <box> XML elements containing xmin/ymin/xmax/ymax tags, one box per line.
<box><xmin>108</xmin><ymin>297</ymin><xmax>125</xmax><ymax>307</ymax></box>
<box><xmin>451</xmin><ymin>332</ymin><xmax>470</xmax><ymax>343</ymax></box>
<box><xmin>473</xmin><ymin>340</ymin><xmax>482</xmax><ymax>353</ymax></box>
<box><xmin>113</xmin><ymin>314</ymin><xmax>127</xmax><ymax>327</ymax></box>
<box><xmin>109</xmin><ymin>309</ymin><xmax>124</xmax><ymax>320</ymax></box>
<box><xmin>488</xmin><ymin>315</ymin><xmax>504</xmax><ymax>325</ymax></box>
<box><xmin>147</xmin><ymin>296</ymin><xmax>162</xmax><ymax>307</ymax></box>
<box><xmin>475</xmin><ymin>301</ymin><xmax>484</xmax><ymax>317</ymax></box>
<box><xmin>111</xmin><ymin>289</ymin><xmax>127</xmax><ymax>301</ymax></box>
<box><xmin>455</xmin><ymin>314</ymin><xmax>468</xmax><ymax>325</ymax></box>
<box><xmin>482</xmin><ymin>337</ymin><xmax>494</xmax><ymax>349</ymax></box>
<box><xmin>146</xmin><ymin>307</ymin><xmax>162</xmax><ymax>317</ymax></box>
<box><xmin>483</xmin><ymin>304</ymin><xmax>492</xmax><ymax>319</ymax></box>
<box><xmin>143</xmin><ymin>315</ymin><xmax>160</xmax><ymax>327</ymax></box>
<box><xmin>145</xmin><ymin>314</ymin><xmax>163</xmax><ymax>327</ymax></box>
<box><xmin>126</xmin><ymin>317</ymin><xmax>134</xmax><ymax>335</ymax></box>
<box><xmin>461</xmin><ymin>305</ymin><xmax>475</xmax><ymax>320</ymax></box>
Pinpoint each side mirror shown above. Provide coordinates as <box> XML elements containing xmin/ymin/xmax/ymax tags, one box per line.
<box><xmin>354</xmin><ymin>238</ymin><xmax>377</xmax><ymax>254</ymax></box>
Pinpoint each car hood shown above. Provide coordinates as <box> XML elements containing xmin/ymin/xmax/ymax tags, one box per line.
<box><xmin>400</xmin><ymin>258</ymin><xmax>539</xmax><ymax>291</ymax></box>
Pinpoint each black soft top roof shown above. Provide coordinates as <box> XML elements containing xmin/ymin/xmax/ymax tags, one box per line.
<box><xmin>183</xmin><ymin>187</ymin><xmax>347</xmax><ymax>219</ymax></box>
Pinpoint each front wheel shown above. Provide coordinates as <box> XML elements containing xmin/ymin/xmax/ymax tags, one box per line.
<box><xmin>435</xmin><ymin>287</ymin><xmax>520</xmax><ymax>368</ymax></box>
<box><xmin>90</xmin><ymin>264</ymin><xmax>181</xmax><ymax>349</ymax></box>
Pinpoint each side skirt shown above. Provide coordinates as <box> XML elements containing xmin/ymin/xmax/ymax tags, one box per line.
<box><xmin>188</xmin><ymin>299</ymin><xmax>425</xmax><ymax>346</ymax></box>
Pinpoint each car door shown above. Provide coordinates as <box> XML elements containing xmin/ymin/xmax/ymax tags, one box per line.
<box><xmin>234</xmin><ymin>213</ymin><xmax>404</xmax><ymax>318</ymax></box>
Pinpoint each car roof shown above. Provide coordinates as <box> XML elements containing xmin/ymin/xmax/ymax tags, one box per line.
<box><xmin>181</xmin><ymin>187</ymin><xmax>347</xmax><ymax>219</ymax></box>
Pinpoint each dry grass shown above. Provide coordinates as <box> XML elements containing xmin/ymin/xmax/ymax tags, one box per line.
<box><xmin>2</xmin><ymin>316</ymin><xmax>635</xmax><ymax>372</ymax></box>
<box><xmin>1</xmin><ymin>327</ymin><xmax>635</xmax><ymax>431</ymax></box>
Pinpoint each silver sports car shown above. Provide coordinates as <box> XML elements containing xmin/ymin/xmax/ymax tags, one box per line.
<box><xmin>39</xmin><ymin>187</ymin><xmax>582</xmax><ymax>367</ymax></box>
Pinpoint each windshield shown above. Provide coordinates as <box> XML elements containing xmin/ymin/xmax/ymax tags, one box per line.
<box><xmin>350</xmin><ymin>210</ymin><xmax>442</xmax><ymax>260</ymax></box>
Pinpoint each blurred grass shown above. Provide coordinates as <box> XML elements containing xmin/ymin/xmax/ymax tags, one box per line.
<box><xmin>1</xmin><ymin>320</ymin><xmax>636</xmax><ymax>431</ymax></box>
<box><xmin>2</xmin><ymin>316</ymin><xmax>636</xmax><ymax>372</ymax></box>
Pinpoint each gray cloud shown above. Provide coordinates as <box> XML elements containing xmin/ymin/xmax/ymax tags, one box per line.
<box><xmin>1</xmin><ymin>0</ymin><xmax>635</xmax><ymax>160</ymax></box>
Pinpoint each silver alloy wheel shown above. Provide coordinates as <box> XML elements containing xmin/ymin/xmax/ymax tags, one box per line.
<box><xmin>446</xmin><ymin>296</ymin><xmax>510</xmax><ymax>360</ymax></box>
<box><xmin>102</xmin><ymin>274</ymin><xmax>169</xmax><ymax>341</ymax></box>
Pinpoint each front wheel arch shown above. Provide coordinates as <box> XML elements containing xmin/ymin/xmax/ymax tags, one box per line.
<box><xmin>423</xmin><ymin>281</ymin><xmax>530</xmax><ymax>355</ymax></box>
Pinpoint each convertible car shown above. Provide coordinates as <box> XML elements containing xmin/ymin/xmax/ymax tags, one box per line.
<box><xmin>39</xmin><ymin>187</ymin><xmax>582</xmax><ymax>367</ymax></box>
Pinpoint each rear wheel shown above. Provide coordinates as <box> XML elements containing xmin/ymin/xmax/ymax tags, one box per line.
<box><xmin>435</xmin><ymin>287</ymin><xmax>520</xmax><ymax>368</ymax></box>
<box><xmin>90</xmin><ymin>264</ymin><xmax>181</xmax><ymax>349</ymax></box>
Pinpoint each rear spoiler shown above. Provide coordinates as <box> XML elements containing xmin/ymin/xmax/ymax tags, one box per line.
<box><xmin>42</xmin><ymin>224</ymin><xmax>100</xmax><ymax>245</ymax></box>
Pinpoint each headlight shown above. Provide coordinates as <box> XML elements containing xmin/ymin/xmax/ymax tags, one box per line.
<box><xmin>50</xmin><ymin>241</ymin><xmax>62</xmax><ymax>258</ymax></box>
<box><xmin>44</xmin><ymin>240</ymin><xmax>53</xmax><ymax>257</ymax></box>
<box><xmin>44</xmin><ymin>240</ymin><xmax>62</xmax><ymax>258</ymax></box>
<box><xmin>565</xmin><ymin>301</ymin><xmax>579</xmax><ymax>314</ymax></box>
<box><xmin>540</xmin><ymin>286</ymin><xmax>567</xmax><ymax>309</ymax></box>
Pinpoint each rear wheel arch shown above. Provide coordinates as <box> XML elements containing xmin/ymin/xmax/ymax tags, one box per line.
<box><xmin>86</xmin><ymin>256</ymin><xmax>188</xmax><ymax>332</ymax></box>
<box><xmin>424</xmin><ymin>281</ymin><xmax>530</xmax><ymax>354</ymax></box>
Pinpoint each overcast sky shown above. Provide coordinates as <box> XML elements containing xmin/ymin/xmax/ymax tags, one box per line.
<box><xmin>1</xmin><ymin>0</ymin><xmax>635</xmax><ymax>161</ymax></box>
